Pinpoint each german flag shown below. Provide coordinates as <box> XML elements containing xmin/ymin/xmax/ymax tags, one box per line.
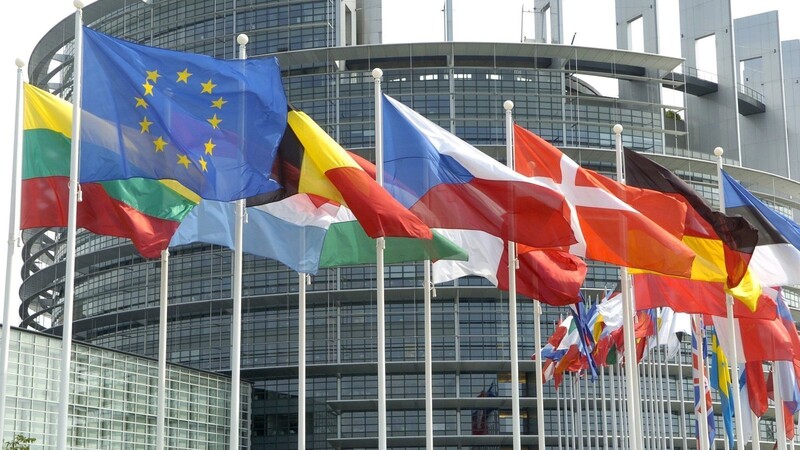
<box><xmin>624</xmin><ymin>148</ymin><xmax>760</xmax><ymax>310</ymax></box>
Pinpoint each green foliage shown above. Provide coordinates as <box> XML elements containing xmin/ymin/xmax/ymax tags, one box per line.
<box><xmin>3</xmin><ymin>434</ymin><xmax>36</xmax><ymax>450</ymax></box>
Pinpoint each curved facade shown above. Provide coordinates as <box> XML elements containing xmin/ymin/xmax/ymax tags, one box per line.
<box><xmin>24</xmin><ymin>0</ymin><xmax>800</xmax><ymax>448</ymax></box>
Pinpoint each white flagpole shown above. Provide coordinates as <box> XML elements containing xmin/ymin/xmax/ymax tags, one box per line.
<box><xmin>714</xmin><ymin>147</ymin><xmax>747</xmax><ymax>450</ymax></box>
<box><xmin>423</xmin><ymin>260</ymin><xmax>433</xmax><ymax>449</ymax></box>
<box><xmin>610</xmin><ymin>363</ymin><xmax>619</xmax><ymax>450</ymax></box>
<box><xmin>503</xmin><ymin>100</ymin><xmax>522</xmax><ymax>450</ymax></box>
<box><xmin>57</xmin><ymin>4</ymin><xmax>85</xmax><ymax>449</ymax></box>
<box><xmin>228</xmin><ymin>33</ymin><xmax>249</xmax><ymax>450</ymax></box>
<box><xmin>298</xmin><ymin>273</ymin><xmax>307</xmax><ymax>449</ymax></box>
<box><xmin>775</xmin><ymin>363</ymin><xmax>789</xmax><ymax>450</ymax></box>
<box><xmin>0</xmin><ymin>58</ymin><xmax>26</xmax><ymax>443</ymax></box>
<box><xmin>613</xmin><ymin>124</ymin><xmax>644</xmax><ymax>450</ymax></box>
<box><xmin>696</xmin><ymin>316</ymin><xmax>711</xmax><ymax>450</ymax></box>
<box><xmin>156</xmin><ymin>250</ymin><xmax>169</xmax><ymax>450</ymax></box>
<box><xmin>752</xmin><ymin>411</ymin><xmax>761</xmax><ymax>448</ymax></box>
<box><xmin>371</xmin><ymin>67</ymin><xmax>388</xmax><ymax>450</ymax></box>
<box><xmin>601</xmin><ymin>366</ymin><xmax>609</xmax><ymax>450</ymax></box>
<box><xmin>677</xmin><ymin>347</ymin><xmax>689</xmax><ymax>450</ymax></box>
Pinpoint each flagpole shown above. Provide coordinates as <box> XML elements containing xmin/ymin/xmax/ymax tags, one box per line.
<box><xmin>609</xmin><ymin>363</ymin><xmax>619</xmax><ymax>450</ymax></box>
<box><xmin>775</xmin><ymin>363</ymin><xmax>789</xmax><ymax>450</ymax></box>
<box><xmin>696</xmin><ymin>316</ymin><xmax>711</xmax><ymax>450</ymax></box>
<box><xmin>613</xmin><ymin>123</ymin><xmax>644</xmax><ymax>450</ymax></box>
<box><xmin>423</xmin><ymin>260</ymin><xmax>433</xmax><ymax>450</ymax></box>
<box><xmin>503</xmin><ymin>100</ymin><xmax>522</xmax><ymax>450</ymax></box>
<box><xmin>228</xmin><ymin>33</ymin><xmax>249</xmax><ymax>450</ymax></box>
<box><xmin>371</xmin><ymin>67</ymin><xmax>388</xmax><ymax>450</ymax></box>
<box><xmin>0</xmin><ymin>57</ymin><xmax>25</xmax><ymax>444</ymax></box>
<box><xmin>714</xmin><ymin>147</ymin><xmax>747</xmax><ymax>450</ymax></box>
<box><xmin>156</xmin><ymin>250</ymin><xmax>169</xmax><ymax>450</ymax></box>
<box><xmin>57</xmin><ymin>4</ymin><xmax>84</xmax><ymax>449</ymax></box>
<box><xmin>298</xmin><ymin>272</ymin><xmax>307</xmax><ymax>450</ymax></box>
<box><xmin>677</xmin><ymin>347</ymin><xmax>688</xmax><ymax>450</ymax></box>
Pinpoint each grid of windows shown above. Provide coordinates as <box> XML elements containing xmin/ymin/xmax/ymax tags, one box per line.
<box><xmin>3</xmin><ymin>327</ymin><xmax>247</xmax><ymax>449</ymax></box>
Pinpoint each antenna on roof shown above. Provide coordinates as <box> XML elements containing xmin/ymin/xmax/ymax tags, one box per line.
<box><xmin>570</xmin><ymin>32</ymin><xmax>577</xmax><ymax>45</ymax></box>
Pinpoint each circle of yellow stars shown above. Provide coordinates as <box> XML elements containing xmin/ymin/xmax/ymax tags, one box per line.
<box><xmin>134</xmin><ymin>68</ymin><xmax>229</xmax><ymax>174</ymax></box>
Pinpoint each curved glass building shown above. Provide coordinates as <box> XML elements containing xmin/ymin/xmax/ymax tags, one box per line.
<box><xmin>23</xmin><ymin>0</ymin><xmax>800</xmax><ymax>448</ymax></box>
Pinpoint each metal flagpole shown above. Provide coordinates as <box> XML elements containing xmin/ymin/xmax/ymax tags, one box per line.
<box><xmin>610</xmin><ymin>363</ymin><xmax>619</xmax><ymax>450</ymax></box>
<box><xmin>157</xmin><ymin>250</ymin><xmax>169</xmax><ymax>450</ymax></box>
<box><xmin>714</xmin><ymin>147</ymin><xmax>747</xmax><ymax>450</ymax></box>
<box><xmin>423</xmin><ymin>260</ymin><xmax>433</xmax><ymax>449</ymax></box>
<box><xmin>503</xmin><ymin>100</ymin><xmax>522</xmax><ymax>450</ymax></box>
<box><xmin>57</xmin><ymin>3</ymin><xmax>85</xmax><ymax>448</ymax></box>
<box><xmin>0</xmin><ymin>57</ymin><xmax>26</xmax><ymax>443</ymax></box>
<box><xmin>697</xmin><ymin>316</ymin><xmax>711</xmax><ymax>450</ymax></box>
<box><xmin>601</xmin><ymin>366</ymin><xmax>609</xmax><ymax>450</ymax></box>
<box><xmin>298</xmin><ymin>273</ymin><xmax>307</xmax><ymax>449</ymax></box>
<box><xmin>677</xmin><ymin>347</ymin><xmax>688</xmax><ymax>450</ymax></box>
<box><xmin>556</xmin><ymin>376</ymin><xmax>563</xmax><ymax>450</ymax></box>
<box><xmin>775</xmin><ymin>363</ymin><xmax>789</xmax><ymax>450</ymax></box>
<box><xmin>229</xmin><ymin>33</ymin><xmax>249</xmax><ymax>450</ymax></box>
<box><xmin>613</xmin><ymin>124</ymin><xmax>644</xmax><ymax>450</ymax></box>
<box><xmin>752</xmin><ymin>411</ymin><xmax>761</xmax><ymax>448</ymax></box>
<box><xmin>371</xmin><ymin>67</ymin><xmax>388</xmax><ymax>450</ymax></box>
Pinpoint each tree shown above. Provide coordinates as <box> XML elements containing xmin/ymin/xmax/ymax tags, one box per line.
<box><xmin>3</xmin><ymin>434</ymin><xmax>36</xmax><ymax>450</ymax></box>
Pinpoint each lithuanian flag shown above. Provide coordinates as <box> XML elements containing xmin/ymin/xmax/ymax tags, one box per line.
<box><xmin>21</xmin><ymin>83</ymin><xmax>199</xmax><ymax>258</ymax></box>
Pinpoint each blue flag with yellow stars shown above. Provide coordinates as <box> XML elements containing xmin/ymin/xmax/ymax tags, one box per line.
<box><xmin>79</xmin><ymin>27</ymin><xmax>287</xmax><ymax>202</ymax></box>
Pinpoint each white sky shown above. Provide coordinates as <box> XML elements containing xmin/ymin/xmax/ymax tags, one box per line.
<box><xmin>0</xmin><ymin>0</ymin><xmax>797</xmax><ymax>323</ymax></box>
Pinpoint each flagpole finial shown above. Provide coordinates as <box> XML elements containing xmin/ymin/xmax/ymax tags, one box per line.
<box><xmin>73</xmin><ymin>0</ymin><xmax>85</xmax><ymax>9</ymax></box>
<box><xmin>613</xmin><ymin>124</ymin><xmax>623</xmax><ymax>135</ymax></box>
<box><xmin>372</xmin><ymin>68</ymin><xmax>383</xmax><ymax>79</ymax></box>
<box><xmin>15</xmin><ymin>58</ymin><xmax>24</xmax><ymax>68</ymax></box>
<box><xmin>714</xmin><ymin>147</ymin><xmax>724</xmax><ymax>157</ymax></box>
<box><xmin>236</xmin><ymin>34</ymin><xmax>249</xmax><ymax>46</ymax></box>
<box><xmin>503</xmin><ymin>100</ymin><xmax>514</xmax><ymax>111</ymax></box>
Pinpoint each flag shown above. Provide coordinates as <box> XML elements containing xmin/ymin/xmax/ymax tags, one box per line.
<box><xmin>633</xmin><ymin>272</ymin><xmax>776</xmax><ymax>319</ymax></box>
<box><xmin>738</xmin><ymin>366</ymin><xmax>755</xmax><ymax>444</ymax></box>
<box><xmin>711</xmin><ymin>288</ymin><xmax>800</xmax><ymax>363</ymax></box>
<box><xmin>260</xmin><ymin>108</ymin><xmax>432</xmax><ymax>240</ymax></box>
<box><xmin>649</xmin><ymin>307</ymin><xmax>690</xmax><ymax>360</ymax></box>
<box><xmin>513</xmin><ymin>125</ymin><xmax>694</xmax><ymax>276</ymax></box>
<box><xmin>624</xmin><ymin>148</ymin><xmax>761</xmax><ymax>310</ymax></box>
<box><xmin>79</xmin><ymin>27</ymin><xmax>287</xmax><ymax>201</ymax></box>
<box><xmin>710</xmin><ymin>331</ymin><xmax>734</xmax><ymax>447</ymax></box>
<box><xmin>722</xmin><ymin>170</ymin><xmax>800</xmax><ymax>286</ymax></box>
<box><xmin>471</xmin><ymin>382</ymin><xmax>497</xmax><ymax>435</ymax></box>
<box><xmin>381</xmin><ymin>94</ymin><xmax>575</xmax><ymax>249</ymax></box>
<box><xmin>767</xmin><ymin>362</ymin><xmax>800</xmax><ymax>440</ymax></box>
<box><xmin>534</xmin><ymin>304</ymin><xmax>597</xmax><ymax>387</ymax></box>
<box><xmin>432</xmin><ymin>229</ymin><xmax>586</xmax><ymax>305</ymax></box>
<box><xmin>170</xmin><ymin>194</ymin><xmax>467</xmax><ymax>274</ymax></box>
<box><xmin>691</xmin><ymin>315</ymin><xmax>716</xmax><ymax>447</ymax></box>
<box><xmin>746</xmin><ymin>361</ymin><xmax>769</xmax><ymax>417</ymax></box>
<box><xmin>21</xmin><ymin>83</ymin><xmax>199</xmax><ymax>259</ymax></box>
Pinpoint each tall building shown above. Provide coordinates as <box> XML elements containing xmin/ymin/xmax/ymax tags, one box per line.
<box><xmin>20</xmin><ymin>0</ymin><xmax>800</xmax><ymax>448</ymax></box>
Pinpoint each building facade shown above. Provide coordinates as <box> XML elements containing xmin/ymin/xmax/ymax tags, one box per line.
<box><xmin>20</xmin><ymin>0</ymin><xmax>800</xmax><ymax>448</ymax></box>
<box><xmin>1</xmin><ymin>326</ymin><xmax>248</xmax><ymax>449</ymax></box>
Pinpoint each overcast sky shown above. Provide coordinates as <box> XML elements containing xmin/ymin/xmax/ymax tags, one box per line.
<box><xmin>0</xmin><ymin>0</ymin><xmax>798</xmax><ymax>322</ymax></box>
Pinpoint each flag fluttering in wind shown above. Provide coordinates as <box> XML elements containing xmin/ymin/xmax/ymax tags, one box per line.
<box><xmin>513</xmin><ymin>125</ymin><xmax>694</xmax><ymax>277</ymax></box>
<box><xmin>262</xmin><ymin>109</ymin><xmax>432</xmax><ymax>240</ymax></box>
<box><xmin>380</xmin><ymin>94</ymin><xmax>584</xmax><ymax>304</ymax></box>
<box><xmin>722</xmin><ymin>169</ymin><xmax>800</xmax><ymax>287</ymax></box>
<box><xmin>624</xmin><ymin>148</ymin><xmax>761</xmax><ymax>310</ymax></box>
<box><xmin>710</xmin><ymin>331</ymin><xmax>734</xmax><ymax>447</ymax></box>
<box><xmin>170</xmin><ymin>194</ymin><xmax>466</xmax><ymax>273</ymax></box>
<box><xmin>21</xmin><ymin>83</ymin><xmax>199</xmax><ymax>259</ymax></box>
<box><xmin>381</xmin><ymin>94</ymin><xmax>575</xmax><ymax>249</ymax></box>
<box><xmin>80</xmin><ymin>27</ymin><xmax>287</xmax><ymax>201</ymax></box>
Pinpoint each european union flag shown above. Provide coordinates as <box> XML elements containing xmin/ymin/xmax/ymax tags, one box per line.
<box><xmin>80</xmin><ymin>27</ymin><xmax>287</xmax><ymax>201</ymax></box>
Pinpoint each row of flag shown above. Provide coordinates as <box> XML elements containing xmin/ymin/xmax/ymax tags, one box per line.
<box><xmin>17</xmin><ymin>25</ymin><xmax>800</xmax><ymax>447</ymax></box>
